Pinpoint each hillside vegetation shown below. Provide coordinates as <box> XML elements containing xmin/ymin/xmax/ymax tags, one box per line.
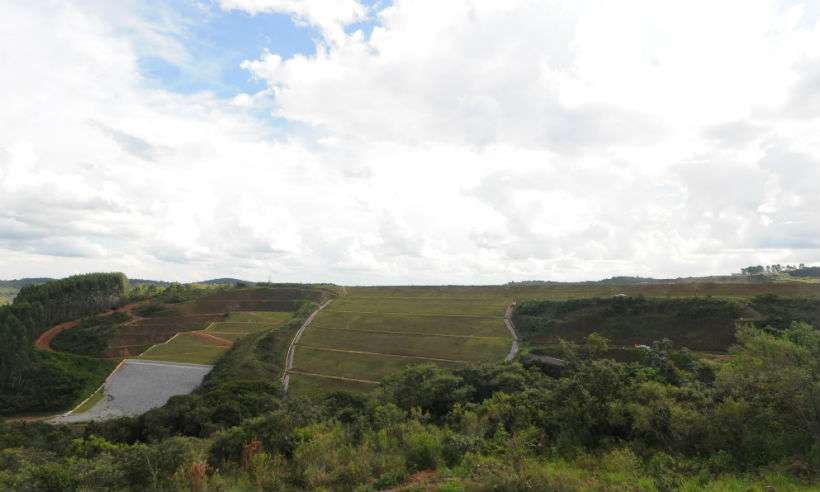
<box><xmin>513</xmin><ymin>295</ymin><xmax>820</xmax><ymax>362</ymax></box>
<box><xmin>514</xmin><ymin>296</ymin><xmax>743</xmax><ymax>353</ymax></box>
<box><xmin>1</xmin><ymin>321</ymin><xmax>817</xmax><ymax>490</ymax></box>
<box><xmin>0</xmin><ymin>273</ymin><xmax>129</xmax><ymax>415</ymax></box>
<box><xmin>290</xmin><ymin>287</ymin><xmax>512</xmax><ymax>395</ymax></box>
<box><xmin>1</xmin><ymin>279</ymin><xmax>819</xmax><ymax>490</ymax></box>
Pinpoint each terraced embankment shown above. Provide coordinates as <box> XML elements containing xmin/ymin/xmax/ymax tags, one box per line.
<box><xmin>289</xmin><ymin>288</ymin><xmax>514</xmax><ymax>395</ymax></box>
<box><xmin>55</xmin><ymin>288</ymin><xmax>322</xmax><ymax>421</ymax></box>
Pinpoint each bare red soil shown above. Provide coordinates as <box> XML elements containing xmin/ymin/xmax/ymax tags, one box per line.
<box><xmin>189</xmin><ymin>331</ymin><xmax>233</xmax><ymax>347</ymax></box>
<box><xmin>34</xmin><ymin>303</ymin><xmax>142</xmax><ymax>352</ymax></box>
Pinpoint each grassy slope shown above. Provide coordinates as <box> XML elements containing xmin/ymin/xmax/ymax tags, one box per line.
<box><xmin>328</xmin><ymin>296</ymin><xmax>507</xmax><ymax>317</ymax></box>
<box><xmin>294</xmin><ymin>282</ymin><xmax>820</xmax><ymax>394</ymax></box>
<box><xmin>293</xmin><ymin>346</ymin><xmax>464</xmax><ymax>380</ymax></box>
<box><xmin>293</xmin><ymin>288</ymin><xmax>514</xmax><ymax>395</ymax></box>
<box><xmin>311</xmin><ymin>310</ymin><xmax>509</xmax><ymax>337</ymax></box>
<box><xmin>300</xmin><ymin>327</ymin><xmax>509</xmax><ymax>362</ymax></box>
<box><xmin>139</xmin><ymin>333</ymin><xmax>228</xmax><ymax>365</ymax></box>
<box><xmin>205</xmin><ymin>321</ymin><xmax>284</xmax><ymax>334</ymax></box>
<box><xmin>225</xmin><ymin>311</ymin><xmax>292</xmax><ymax>323</ymax></box>
<box><xmin>288</xmin><ymin>372</ymin><xmax>376</xmax><ymax>396</ymax></box>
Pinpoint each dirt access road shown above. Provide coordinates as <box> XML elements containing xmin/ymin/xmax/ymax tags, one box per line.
<box><xmin>504</xmin><ymin>303</ymin><xmax>519</xmax><ymax>362</ymax></box>
<box><xmin>34</xmin><ymin>303</ymin><xmax>143</xmax><ymax>351</ymax></box>
<box><xmin>282</xmin><ymin>299</ymin><xmax>333</xmax><ymax>392</ymax></box>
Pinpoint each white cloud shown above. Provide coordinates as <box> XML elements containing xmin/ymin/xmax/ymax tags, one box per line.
<box><xmin>218</xmin><ymin>0</ymin><xmax>367</xmax><ymax>43</ymax></box>
<box><xmin>1</xmin><ymin>0</ymin><xmax>820</xmax><ymax>284</ymax></box>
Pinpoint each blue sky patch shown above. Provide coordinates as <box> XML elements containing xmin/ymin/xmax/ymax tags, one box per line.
<box><xmin>139</xmin><ymin>1</ymin><xmax>322</xmax><ymax>97</ymax></box>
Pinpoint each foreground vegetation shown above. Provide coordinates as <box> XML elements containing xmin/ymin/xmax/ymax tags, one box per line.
<box><xmin>1</xmin><ymin>276</ymin><xmax>818</xmax><ymax>489</ymax></box>
<box><xmin>1</xmin><ymin>320</ymin><xmax>817</xmax><ymax>490</ymax></box>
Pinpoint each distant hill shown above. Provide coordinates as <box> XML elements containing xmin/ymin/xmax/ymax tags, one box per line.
<box><xmin>509</xmin><ymin>275</ymin><xmax>750</xmax><ymax>286</ymax></box>
<box><xmin>198</xmin><ymin>278</ymin><xmax>254</xmax><ymax>286</ymax></box>
<box><xmin>129</xmin><ymin>278</ymin><xmax>172</xmax><ymax>287</ymax></box>
<box><xmin>0</xmin><ymin>277</ymin><xmax>53</xmax><ymax>289</ymax></box>
<box><xmin>0</xmin><ymin>278</ymin><xmax>53</xmax><ymax>304</ymax></box>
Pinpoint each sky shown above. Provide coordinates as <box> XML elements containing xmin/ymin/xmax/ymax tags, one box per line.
<box><xmin>1</xmin><ymin>0</ymin><xmax>820</xmax><ymax>284</ymax></box>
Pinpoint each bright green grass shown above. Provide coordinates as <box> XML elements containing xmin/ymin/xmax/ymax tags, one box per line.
<box><xmin>288</xmin><ymin>372</ymin><xmax>377</xmax><ymax>397</ymax></box>
<box><xmin>311</xmin><ymin>310</ymin><xmax>509</xmax><ymax>338</ymax></box>
<box><xmin>139</xmin><ymin>333</ymin><xmax>227</xmax><ymax>365</ymax></box>
<box><xmin>327</xmin><ymin>296</ymin><xmax>508</xmax><ymax>317</ymax></box>
<box><xmin>299</xmin><ymin>328</ymin><xmax>510</xmax><ymax>362</ymax></box>
<box><xmin>72</xmin><ymin>385</ymin><xmax>105</xmax><ymax>414</ymax></box>
<box><xmin>293</xmin><ymin>346</ymin><xmax>465</xmax><ymax>381</ymax></box>
<box><xmin>225</xmin><ymin>311</ymin><xmax>292</xmax><ymax>323</ymax></box>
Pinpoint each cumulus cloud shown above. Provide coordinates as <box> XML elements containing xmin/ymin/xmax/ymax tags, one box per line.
<box><xmin>218</xmin><ymin>0</ymin><xmax>367</xmax><ymax>43</ymax></box>
<box><xmin>1</xmin><ymin>0</ymin><xmax>820</xmax><ymax>283</ymax></box>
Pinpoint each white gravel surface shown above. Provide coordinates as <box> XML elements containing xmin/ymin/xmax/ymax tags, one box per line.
<box><xmin>54</xmin><ymin>359</ymin><xmax>212</xmax><ymax>423</ymax></box>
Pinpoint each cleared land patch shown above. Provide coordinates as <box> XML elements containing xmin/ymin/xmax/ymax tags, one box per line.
<box><xmin>56</xmin><ymin>359</ymin><xmax>212</xmax><ymax>422</ymax></box>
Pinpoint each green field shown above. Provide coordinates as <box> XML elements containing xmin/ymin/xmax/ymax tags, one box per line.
<box><xmin>327</xmin><ymin>296</ymin><xmax>508</xmax><ymax>316</ymax></box>
<box><xmin>288</xmin><ymin>372</ymin><xmax>377</xmax><ymax>396</ymax></box>
<box><xmin>310</xmin><ymin>311</ymin><xmax>509</xmax><ymax>337</ymax></box>
<box><xmin>300</xmin><ymin>327</ymin><xmax>509</xmax><ymax>362</ymax></box>
<box><xmin>293</xmin><ymin>346</ymin><xmax>464</xmax><ymax>381</ymax></box>
<box><xmin>291</xmin><ymin>288</ymin><xmax>515</xmax><ymax>396</ymax></box>
<box><xmin>139</xmin><ymin>333</ymin><xmax>228</xmax><ymax>365</ymax></box>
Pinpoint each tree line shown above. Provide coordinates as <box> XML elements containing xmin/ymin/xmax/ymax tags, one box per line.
<box><xmin>740</xmin><ymin>264</ymin><xmax>807</xmax><ymax>275</ymax></box>
<box><xmin>1</xmin><ymin>321</ymin><xmax>816</xmax><ymax>489</ymax></box>
<box><xmin>0</xmin><ymin>273</ymin><xmax>129</xmax><ymax>415</ymax></box>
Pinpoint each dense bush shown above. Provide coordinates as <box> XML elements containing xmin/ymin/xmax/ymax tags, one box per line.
<box><xmin>514</xmin><ymin>296</ymin><xmax>744</xmax><ymax>352</ymax></box>
<box><xmin>15</xmin><ymin>273</ymin><xmax>128</xmax><ymax>326</ymax></box>
<box><xmin>51</xmin><ymin>311</ymin><xmax>130</xmax><ymax>356</ymax></box>
<box><xmin>750</xmin><ymin>294</ymin><xmax>820</xmax><ymax>330</ymax></box>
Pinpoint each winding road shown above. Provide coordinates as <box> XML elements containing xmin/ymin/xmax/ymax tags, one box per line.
<box><xmin>281</xmin><ymin>299</ymin><xmax>333</xmax><ymax>392</ymax></box>
<box><xmin>34</xmin><ymin>302</ymin><xmax>143</xmax><ymax>352</ymax></box>
<box><xmin>504</xmin><ymin>302</ymin><xmax>519</xmax><ymax>361</ymax></box>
